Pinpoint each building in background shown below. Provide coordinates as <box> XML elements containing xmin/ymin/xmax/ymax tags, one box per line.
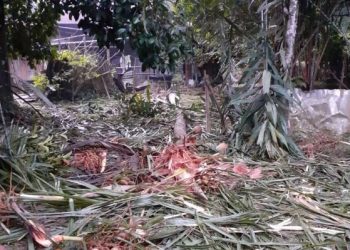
<box><xmin>10</xmin><ymin>14</ymin><xmax>173</xmax><ymax>89</ymax></box>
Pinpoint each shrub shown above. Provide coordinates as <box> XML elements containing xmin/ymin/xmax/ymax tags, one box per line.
<box><xmin>32</xmin><ymin>73</ymin><xmax>49</xmax><ymax>91</ymax></box>
<box><xmin>46</xmin><ymin>50</ymin><xmax>101</xmax><ymax>100</ymax></box>
<box><xmin>128</xmin><ymin>85</ymin><xmax>158</xmax><ymax>116</ymax></box>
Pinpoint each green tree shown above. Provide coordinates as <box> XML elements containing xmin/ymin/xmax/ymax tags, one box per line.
<box><xmin>0</xmin><ymin>0</ymin><xmax>63</xmax><ymax>114</ymax></box>
<box><xmin>61</xmin><ymin>0</ymin><xmax>189</xmax><ymax>72</ymax></box>
<box><xmin>0</xmin><ymin>0</ymin><xmax>189</xmax><ymax>114</ymax></box>
<box><xmin>180</xmin><ymin>0</ymin><xmax>350</xmax><ymax>158</ymax></box>
<box><xmin>179</xmin><ymin>0</ymin><xmax>301</xmax><ymax>157</ymax></box>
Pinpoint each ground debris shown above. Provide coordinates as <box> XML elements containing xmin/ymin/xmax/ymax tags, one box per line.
<box><xmin>1</xmin><ymin>89</ymin><xmax>350</xmax><ymax>249</ymax></box>
<box><xmin>69</xmin><ymin>148</ymin><xmax>108</xmax><ymax>174</ymax></box>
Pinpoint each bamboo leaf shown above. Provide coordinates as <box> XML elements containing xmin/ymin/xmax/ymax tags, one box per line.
<box><xmin>268</xmin><ymin>122</ymin><xmax>278</xmax><ymax>144</ymax></box>
<box><xmin>275</xmin><ymin>129</ymin><xmax>288</xmax><ymax>149</ymax></box>
<box><xmin>257</xmin><ymin>120</ymin><xmax>268</xmax><ymax>146</ymax></box>
<box><xmin>262</xmin><ymin>70</ymin><xmax>272</xmax><ymax>94</ymax></box>
<box><xmin>239</xmin><ymin>95</ymin><xmax>265</xmax><ymax>130</ymax></box>
<box><xmin>265</xmin><ymin>101</ymin><xmax>277</xmax><ymax>126</ymax></box>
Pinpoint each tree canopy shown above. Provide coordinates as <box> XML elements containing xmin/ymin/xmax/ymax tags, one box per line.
<box><xmin>60</xmin><ymin>0</ymin><xmax>190</xmax><ymax>72</ymax></box>
<box><xmin>0</xmin><ymin>0</ymin><xmax>190</xmax><ymax>113</ymax></box>
<box><xmin>6</xmin><ymin>0</ymin><xmax>61</xmax><ymax>64</ymax></box>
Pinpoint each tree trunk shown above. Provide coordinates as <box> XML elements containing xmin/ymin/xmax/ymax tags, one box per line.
<box><xmin>0</xmin><ymin>0</ymin><xmax>14</xmax><ymax>114</ymax></box>
<box><xmin>285</xmin><ymin>0</ymin><xmax>298</xmax><ymax>70</ymax></box>
<box><xmin>285</xmin><ymin>0</ymin><xmax>299</xmax><ymax>132</ymax></box>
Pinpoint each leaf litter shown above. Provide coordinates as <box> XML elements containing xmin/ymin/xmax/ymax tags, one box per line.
<box><xmin>0</xmin><ymin>89</ymin><xmax>350</xmax><ymax>249</ymax></box>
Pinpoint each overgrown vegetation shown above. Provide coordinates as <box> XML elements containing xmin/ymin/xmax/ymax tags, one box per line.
<box><xmin>128</xmin><ymin>86</ymin><xmax>158</xmax><ymax>117</ymax></box>
<box><xmin>179</xmin><ymin>0</ymin><xmax>350</xmax><ymax>157</ymax></box>
<box><xmin>0</xmin><ymin>0</ymin><xmax>191</xmax><ymax>113</ymax></box>
<box><xmin>45</xmin><ymin>50</ymin><xmax>102</xmax><ymax>100</ymax></box>
<box><xmin>1</xmin><ymin>98</ymin><xmax>350</xmax><ymax>249</ymax></box>
<box><xmin>2</xmin><ymin>1</ymin><xmax>350</xmax><ymax>248</ymax></box>
<box><xmin>179</xmin><ymin>0</ymin><xmax>298</xmax><ymax>157</ymax></box>
<box><xmin>32</xmin><ymin>73</ymin><xmax>49</xmax><ymax>91</ymax></box>
<box><xmin>232</xmin><ymin>40</ymin><xmax>301</xmax><ymax>158</ymax></box>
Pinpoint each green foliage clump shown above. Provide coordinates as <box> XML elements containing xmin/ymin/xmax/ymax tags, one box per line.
<box><xmin>6</xmin><ymin>1</ymin><xmax>62</xmax><ymax>64</ymax></box>
<box><xmin>55</xmin><ymin>50</ymin><xmax>96</xmax><ymax>69</ymax></box>
<box><xmin>32</xmin><ymin>73</ymin><xmax>49</xmax><ymax>91</ymax></box>
<box><xmin>1</xmin><ymin>0</ymin><xmax>191</xmax><ymax>113</ymax></box>
<box><xmin>61</xmin><ymin>0</ymin><xmax>191</xmax><ymax>72</ymax></box>
<box><xmin>230</xmin><ymin>37</ymin><xmax>303</xmax><ymax>158</ymax></box>
<box><xmin>46</xmin><ymin>50</ymin><xmax>101</xmax><ymax>100</ymax></box>
<box><xmin>128</xmin><ymin>85</ymin><xmax>157</xmax><ymax>117</ymax></box>
<box><xmin>190</xmin><ymin>100</ymin><xmax>204</xmax><ymax>112</ymax></box>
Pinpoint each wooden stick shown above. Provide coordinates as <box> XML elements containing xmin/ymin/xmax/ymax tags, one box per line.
<box><xmin>101</xmin><ymin>75</ymin><xmax>111</xmax><ymax>99</ymax></box>
<box><xmin>204</xmin><ymin>71</ymin><xmax>211</xmax><ymax>132</ymax></box>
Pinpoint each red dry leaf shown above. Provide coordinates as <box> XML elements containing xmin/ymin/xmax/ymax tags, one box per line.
<box><xmin>216</xmin><ymin>142</ymin><xmax>228</xmax><ymax>155</ymax></box>
<box><xmin>233</xmin><ymin>163</ymin><xmax>251</xmax><ymax>175</ymax></box>
<box><xmin>248</xmin><ymin>167</ymin><xmax>263</xmax><ymax>179</ymax></box>
<box><xmin>154</xmin><ymin>143</ymin><xmax>202</xmax><ymax>184</ymax></box>
<box><xmin>192</xmin><ymin>125</ymin><xmax>202</xmax><ymax>135</ymax></box>
<box><xmin>301</xmin><ymin>143</ymin><xmax>314</xmax><ymax>159</ymax></box>
<box><xmin>183</xmin><ymin>136</ymin><xmax>197</xmax><ymax>146</ymax></box>
<box><xmin>70</xmin><ymin>148</ymin><xmax>107</xmax><ymax>174</ymax></box>
<box><xmin>233</xmin><ymin>163</ymin><xmax>263</xmax><ymax>179</ymax></box>
<box><xmin>155</xmin><ymin>141</ymin><xmax>263</xmax><ymax>195</ymax></box>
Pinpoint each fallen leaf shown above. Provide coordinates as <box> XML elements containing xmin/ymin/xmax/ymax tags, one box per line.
<box><xmin>249</xmin><ymin>167</ymin><xmax>263</xmax><ymax>179</ymax></box>
<box><xmin>168</xmin><ymin>92</ymin><xmax>180</xmax><ymax>105</ymax></box>
<box><xmin>70</xmin><ymin>148</ymin><xmax>108</xmax><ymax>174</ymax></box>
<box><xmin>118</xmin><ymin>179</ymin><xmax>129</xmax><ymax>185</ymax></box>
<box><xmin>28</xmin><ymin>222</ymin><xmax>77</xmax><ymax>247</ymax></box>
<box><xmin>191</xmin><ymin>183</ymin><xmax>208</xmax><ymax>200</ymax></box>
<box><xmin>181</xmin><ymin>169</ymin><xmax>196</xmax><ymax>182</ymax></box>
<box><xmin>155</xmin><ymin>168</ymin><xmax>171</xmax><ymax>176</ymax></box>
<box><xmin>129</xmin><ymin>154</ymin><xmax>140</xmax><ymax>171</ymax></box>
<box><xmin>233</xmin><ymin>163</ymin><xmax>251</xmax><ymax>175</ymax></box>
<box><xmin>233</xmin><ymin>164</ymin><xmax>263</xmax><ymax>180</ymax></box>
<box><xmin>26</xmin><ymin>220</ymin><xmax>52</xmax><ymax>248</ymax></box>
<box><xmin>216</xmin><ymin>143</ymin><xmax>228</xmax><ymax>155</ymax></box>
<box><xmin>99</xmin><ymin>150</ymin><xmax>107</xmax><ymax>173</ymax></box>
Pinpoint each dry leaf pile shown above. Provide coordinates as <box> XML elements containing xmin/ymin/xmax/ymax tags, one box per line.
<box><xmin>297</xmin><ymin>131</ymin><xmax>339</xmax><ymax>158</ymax></box>
<box><xmin>153</xmin><ymin>138</ymin><xmax>263</xmax><ymax>194</ymax></box>
<box><xmin>68</xmin><ymin>148</ymin><xmax>108</xmax><ymax>174</ymax></box>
